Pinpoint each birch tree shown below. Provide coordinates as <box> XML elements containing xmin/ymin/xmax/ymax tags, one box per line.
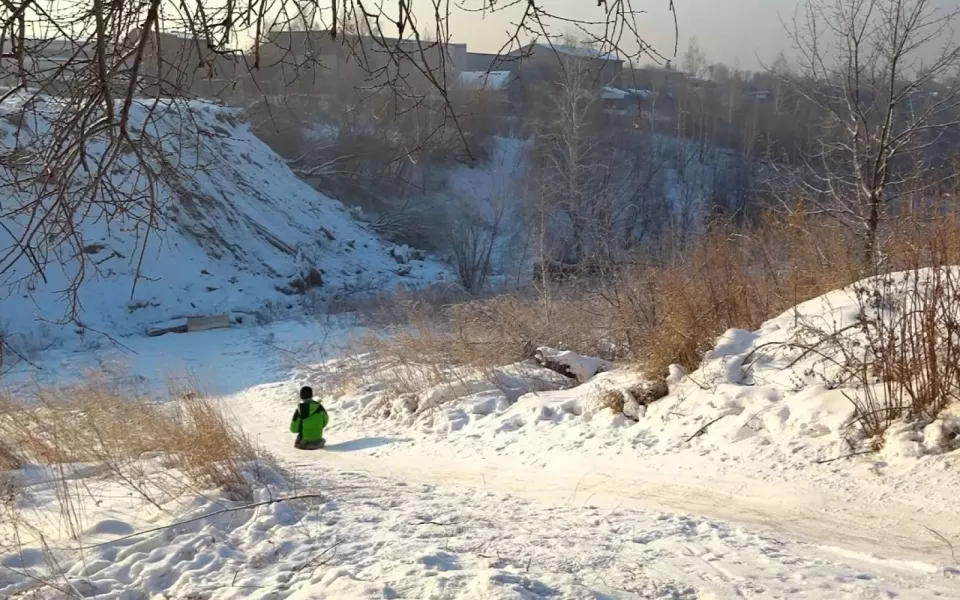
<box><xmin>780</xmin><ymin>0</ymin><xmax>960</xmax><ymax>264</ymax></box>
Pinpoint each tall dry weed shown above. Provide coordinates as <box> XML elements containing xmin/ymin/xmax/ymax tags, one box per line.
<box><xmin>605</xmin><ymin>210</ymin><xmax>864</xmax><ymax>375</ymax></box>
<box><xmin>0</xmin><ymin>375</ymin><xmax>274</xmax><ymax>499</ymax></box>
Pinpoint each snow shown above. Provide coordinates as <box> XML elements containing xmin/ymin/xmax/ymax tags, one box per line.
<box><xmin>0</xmin><ymin>93</ymin><xmax>449</xmax><ymax>353</ymax></box>
<box><xmin>6</xmin><ymin>293</ymin><xmax>960</xmax><ymax>596</ymax></box>
<box><xmin>11</xmin><ymin>449</ymin><xmax>955</xmax><ymax>599</ymax></box>
<box><xmin>435</xmin><ymin>136</ymin><xmax>530</xmax><ymax>282</ymax></box>
<box><xmin>600</xmin><ymin>86</ymin><xmax>629</xmax><ymax>100</ymax></box>
<box><xmin>4</xmin><ymin>104</ymin><xmax>960</xmax><ymax>599</ymax></box>
<box><xmin>534</xmin><ymin>346</ymin><xmax>612</xmax><ymax>382</ymax></box>
<box><xmin>623</xmin><ymin>88</ymin><xmax>652</xmax><ymax>99</ymax></box>
<box><xmin>456</xmin><ymin>70</ymin><xmax>512</xmax><ymax>91</ymax></box>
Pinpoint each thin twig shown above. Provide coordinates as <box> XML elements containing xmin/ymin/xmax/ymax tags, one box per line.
<box><xmin>923</xmin><ymin>525</ymin><xmax>958</xmax><ymax>563</ymax></box>
<box><xmin>685</xmin><ymin>414</ymin><xmax>731</xmax><ymax>443</ymax></box>
<box><xmin>814</xmin><ymin>450</ymin><xmax>874</xmax><ymax>464</ymax></box>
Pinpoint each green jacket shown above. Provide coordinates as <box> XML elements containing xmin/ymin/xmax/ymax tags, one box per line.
<box><xmin>290</xmin><ymin>399</ymin><xmax>328</xmax><ymax>442</ymax></box>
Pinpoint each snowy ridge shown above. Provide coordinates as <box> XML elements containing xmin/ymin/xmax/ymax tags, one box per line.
<box><xmin>0</xmin><ymin>95</ymin><xmax>447</xmax><ymax>347</ymax></box>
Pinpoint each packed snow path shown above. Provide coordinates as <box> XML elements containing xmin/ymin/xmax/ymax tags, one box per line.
<box><xmin>225</xmin><ymin>392</ymin><xmax>960</xmax><ymax>599</ymax></box>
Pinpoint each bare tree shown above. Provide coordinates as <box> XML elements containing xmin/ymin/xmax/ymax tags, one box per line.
<box><xmin>526</xmin><ymin>48</ymin><xmax>672</xmax><ymax>276</ymax></box>
<box><xmin>449</xmin><ymin>193</ymin><xmax>506</xmax><ymax>291</ymax></box>
<box><xmin>683</xmin><ymin>36</ymin><xmax>706</xmax><ymax>79</ymax></box>
<box><xmin>780</xmin><ymin>0</ymin><xmax>960</xmax><ymax>264</ymax></box>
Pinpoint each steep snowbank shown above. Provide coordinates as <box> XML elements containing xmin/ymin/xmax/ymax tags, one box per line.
<box><xmin>0</xmin><ymin>95</ymin><xmax>447</xmax><ymax>351</ymax></box>
<box><xmin>319</xmin><ymin>269</ymin><xmax>960</xmax><ymax>473</ymax></box>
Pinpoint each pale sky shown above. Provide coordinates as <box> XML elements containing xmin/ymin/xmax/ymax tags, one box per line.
<box><xmin>446</xmin><ymin>0</ymin><xmax>799</xmax><ymax>71</ymax></box>
<box><xmin>446</xmin><ymin>0</ymin><xmax>960</xmax><ymax>72</ymax></box>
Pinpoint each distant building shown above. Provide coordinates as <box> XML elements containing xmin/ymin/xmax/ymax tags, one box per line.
<box><xmin>464</xmin><ymin>52</ymin><xmax>519</xmax><ymax>72</ymax></box>
<box><xmin>261</xmin><ymin>30</ymin><xmax>466</xmax><ymax>93</ymax></box>
<box><xmin>455</xmin><ymin>69</ymin><xmax>531</xmax><ymax>117</ymax></box>
<box><xmin>622</xmin><ymin>64</ymin><xmax>686</xmax><ymax>92</ymax></box>
<box><xmin>0</xmin><ymin>38</ymin><xmax>92</xmax><ymax>90</ymax></box>
<box><xmin>507</xmin><ymin>42</ymin><xmax>623</xmax><ymax>87</ymax></box>
<box><xmin>123</xmin><ymin>29</ymin><xmax>245</xmax><ymax>98</ymax></box>
<box><xmin>456</xmin><ymin>70</ymin><xmax>513</xmax><ymax>91</ymax></box>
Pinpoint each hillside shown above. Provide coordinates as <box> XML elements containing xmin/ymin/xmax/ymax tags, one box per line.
<box><xmin>0</xmin><ymin>96</ymin><xmax>447</xmax><ymax>354</ymax></box>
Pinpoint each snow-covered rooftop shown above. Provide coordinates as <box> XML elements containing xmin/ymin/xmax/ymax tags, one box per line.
<box><xmin>600</xmin><ymin>86</ymin><xmax>629</xmax><ymax>100</ymax></box>
<box><xmin>600</xmin><ymin>87</ymin><xmax>651</xmax><ymax>100</ymax></box>
<box><xmin>623</xmin><ymin>87</ymin><xmax>652</xmax><ymax>99</ymax></box>
<box><xmin>456</xmin><ymin>70</ymin><xmax>512</xmax><ymax>90</ymax></box>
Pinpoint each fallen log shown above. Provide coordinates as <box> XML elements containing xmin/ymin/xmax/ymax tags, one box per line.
<box><xmin>146</xmin><ymin>314</ymin><xmax>231</xmax><ymax>337</ymax></box>
<box><xmin>147</xmin><ymin>318</ymin><xmax>188</xmax><ymax>337</ymax></box>
<box><xmin>534</xmin><ymin>347</ymin><xmax>612</xmax><ymax>383</ymax></box>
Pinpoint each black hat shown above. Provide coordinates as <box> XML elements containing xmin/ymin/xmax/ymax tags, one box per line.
<box><xmin>300</xmin><ymin>386</ymin><xmax>313</xmax><ymax>400</ymax></box>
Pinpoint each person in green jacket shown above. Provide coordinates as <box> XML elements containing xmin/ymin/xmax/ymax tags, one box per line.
<box><xmin>290</xmin><ymin>386</ymin><xmax>328</xmax><ymax>450</ymax></box>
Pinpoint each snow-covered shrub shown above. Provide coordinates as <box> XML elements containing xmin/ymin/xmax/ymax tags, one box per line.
<box><xmin>815</xmin><ymin>267</ymin><xmax>960</xmax><ymax>440</ymax></box>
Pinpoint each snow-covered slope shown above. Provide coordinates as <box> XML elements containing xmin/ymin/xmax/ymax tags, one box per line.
<box><xmin>0</xmin><ymin>95</ymin><xmax>447</xmax><ymax>350</ymax></box>
<box><xmin>5</xmin><ymin>271</ymin><xmax>960</xmax><ymax>598</ymax></box>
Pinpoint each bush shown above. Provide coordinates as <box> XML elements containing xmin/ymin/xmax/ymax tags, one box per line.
<box><xmin>830</xmin><ymin>267</ymin><xmax>960</xmax><ymax>440</ymax></box>
<box><xmin>601</xmin><ymin>211</ymin><xmax>862</xmax><ymax>376</ymax></box>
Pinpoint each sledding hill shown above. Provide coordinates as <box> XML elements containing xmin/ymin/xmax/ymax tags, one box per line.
<box><xmin>0</xmin><ymin>95</ymin><xmax>447</xmax><ymax>349</ymax></box>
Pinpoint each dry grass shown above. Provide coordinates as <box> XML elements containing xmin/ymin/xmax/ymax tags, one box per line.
<box><xmin>604</xmin><ymin>210</ymin><xmax>864</xmax><ymax>376</ymax></box>
<box><xmin>0</xmin><ymin>438</ymin><xmax>21</xmax><ymax>470</ymax></box>
<box><xmin>599</xmin><ymin>205</ymin><xmax>960</xmax><ymax>377</ymax></box>
<box><xmin>448</xmin><ymin>293</ymin><xmax>616</xmax><ymax>365</ymax></box>
<box><xmin>0</xmin><ymin>377</ymin><xmax>285</xmax><ymax>598</ymax></box>
<box><xmin>0</xmin><ymin>374</ymin><xmax>273</xmax><ymax>499</ymax></box>
<box><xmin>345</xmin><ymin>205</ymin><xmax>960</xmax><ymax>406</ymax></box>
<box><xmin>336</xmin><ymin>289</ymin><xmax>614</xmax><ymax>403</ymax></box>
<box><xmin>347</xmin><ymin>208</ymin><xmax>865</xmax><ymax>387</ymax></box>
<box><xmin>830</xmin><ymin>266</ymin><xmax>960</xmax><ymax>440</ymax></box>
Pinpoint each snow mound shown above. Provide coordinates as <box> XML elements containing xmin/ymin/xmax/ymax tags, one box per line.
<box><xmin>0</xmin><ymin>95</ymin><xmax>447</xmax><ymax>347</ymax></box>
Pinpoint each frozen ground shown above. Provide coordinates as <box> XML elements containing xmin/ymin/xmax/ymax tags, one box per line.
<box><xmin>5</xmin><ymin>274</ymin><xmax>960</xmax><ymax>598</ymax></box>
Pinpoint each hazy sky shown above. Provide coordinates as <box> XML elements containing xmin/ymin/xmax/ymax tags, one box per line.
<box><xmin>448</xmin><ymin>0</ymin><xmax>960</xmax><ymax>72</ymax></box>
<box><xmin>448</xmin><ymin>0</ymin><xmax>799</xmax><ymax>71</ymax></box>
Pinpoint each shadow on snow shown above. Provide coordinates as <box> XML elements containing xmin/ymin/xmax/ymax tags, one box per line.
<box><xmin>322</xmin><ymin>437</ymin><xmax>407</xmax><ymax>452</ymax></box>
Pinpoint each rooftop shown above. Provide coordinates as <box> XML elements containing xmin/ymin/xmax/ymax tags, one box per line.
<box><xmin>456</xmin><ymin>70</ymin><xmax>512</xmax><ymax>90</ymax></box>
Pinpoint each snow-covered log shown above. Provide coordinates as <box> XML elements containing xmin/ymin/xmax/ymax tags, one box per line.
<box><xmin>534</xmin><ymin>347</ymin><xmax>612</xmax><ymax>383</ymax></box>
